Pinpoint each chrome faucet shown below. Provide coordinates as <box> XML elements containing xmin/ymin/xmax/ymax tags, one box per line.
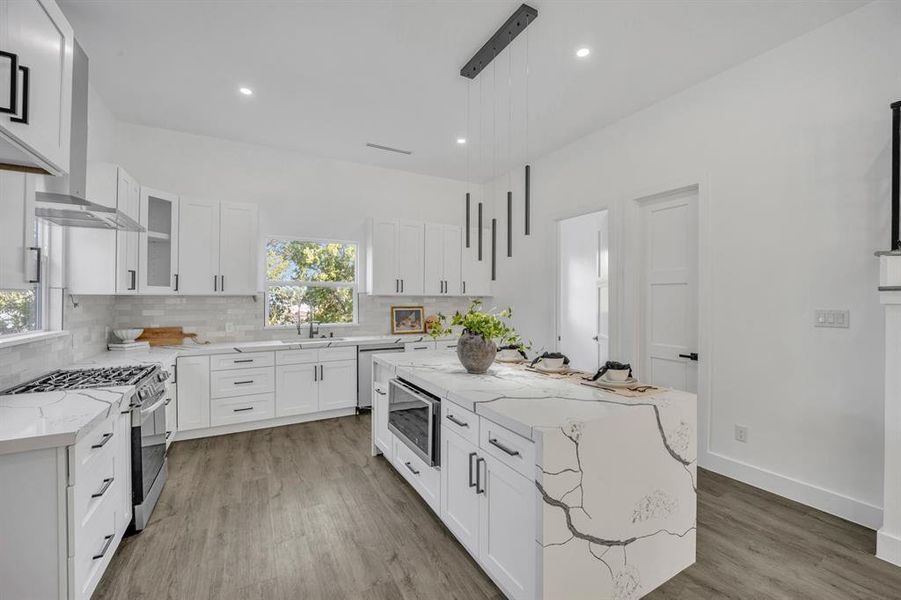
<box><xmin>296</xmin><ymin>299</ymin><xmax>319</xmax><ymax>338</ymax></box>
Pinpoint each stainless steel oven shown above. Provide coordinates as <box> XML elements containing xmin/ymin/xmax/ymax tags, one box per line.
<box><xmin>388</xmin><ymin>378</ymin><xmax>441</xmax><ymax>467</ymax></box>
<box><xmin>131</xmin><ymin>370</ymin><xmax>168</xmax><ymax>531</ymax></box>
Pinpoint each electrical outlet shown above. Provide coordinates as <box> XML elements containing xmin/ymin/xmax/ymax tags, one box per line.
<box><xmin>734</xmin><ymin>425</ymin><xmax>748</xmax><ymax>443</ymax></box>
<box><xmin>814</xmin><ymin>309</ymin><xmax>850</xmax><ymax>328</ymax></box>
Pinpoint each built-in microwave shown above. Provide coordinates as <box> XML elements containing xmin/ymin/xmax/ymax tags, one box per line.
<box><xmin>387</xmin><ymin>378</ymin><xmax>441</xmax><ymax>467</ymax></box>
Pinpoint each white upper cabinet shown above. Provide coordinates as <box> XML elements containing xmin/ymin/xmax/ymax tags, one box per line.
<box><xmin>177</xmin><ymin>197</ymin><xmax>219</xmax><ymax>295</ymax></box>
<box><xmin>462</xmin><ymin>227</ymin><xmax>492</xmax><ymax>297</ymax></box>
<box><xmin>424</xmin><ymin>223</ymin><xmax>461</xmax><ymax>296</ymax></box>
<box><xmin>139</xmin><ymin>187</ymin><xmax>178</xmax><ymax>294</ymax></box>
<box><xmin>367</xmin><ymin>218</ymin><xmax>424</xmax><ymax>296</ymax></box>
<box><xmin>177</xmin><ymin>198</ymin><xmax>258</xmax><ymax>295</ymax></box>
<box><xmin>66</xmin><ymin>163</ymin><xmax>139</xmax><ymax>295</ymax></box>
<box><xmin>218</xmin><ymin>201</ymin><xmax>258</xmax><ymax>295</ymax></box>
<box><xmin>0</xmin><ymin>0</ymin><xmax>73</xmax><ymax>174</ymax></box>
<box><xmin>0</xmin><ymin>170</ymin><xmax>37</xmax><ymax>289</ymax></box>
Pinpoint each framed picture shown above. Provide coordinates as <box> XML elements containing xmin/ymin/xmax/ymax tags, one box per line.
<box><xmin>391</xmin><ymin>305</ymin><xmax>425</xmax><ymax>334</ymax></box>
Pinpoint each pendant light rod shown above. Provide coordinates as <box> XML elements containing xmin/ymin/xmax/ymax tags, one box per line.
<box><xmin>507</xmin><ymin>191</ymin><xmax>512</xmax><ymax>257</ymax></box>
<box><xmin>491</xmin><ymin>218</ymin><xmax>498</xmax><ymax>281</ymax></box>
<box><xmin>525</xmin><ymin>164</ymin><xmax>531</xmax><ymax>235</ymax></box>
<box><xmin>460</xmin><ymin>4</ymin><xmax>538</xmax><ymax>80</ymax></box>
<box><xmin>466</xmin><ymin>192</ymin><xmax>471</xmax><ymax>248</ymax></box>
<box><xmin>478</xmin><ymin>202</ymin><xmax>484</xmax><ymax>261</ymax></box>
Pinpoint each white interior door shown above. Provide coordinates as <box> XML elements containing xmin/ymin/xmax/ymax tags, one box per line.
<box><xmin>557</xmin><ymin>210</ymin><xmax>608</xmax><ymax>372</ymax></box>
<box><xmin>640</xmin><ymin>189</ymin><xmax>698</xmax><ymax>392</ymax></box>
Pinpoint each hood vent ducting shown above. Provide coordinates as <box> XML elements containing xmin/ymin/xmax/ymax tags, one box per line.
<box><xmin>34</xmin><ymin>192</ymin><xmax>144</xmax><ymax>232</ymax></box>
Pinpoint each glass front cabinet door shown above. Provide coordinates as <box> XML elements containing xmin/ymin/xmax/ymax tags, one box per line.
<box><xmin>139</xmin><ymin>188</ymin><xmax>179</xmax><ymax>294</ymax></box>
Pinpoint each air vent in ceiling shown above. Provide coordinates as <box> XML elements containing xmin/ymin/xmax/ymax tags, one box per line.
<box><xmin>365</xmin><ymin>142</ymin><xmax>412</xmax><ymax>155</ymax></box>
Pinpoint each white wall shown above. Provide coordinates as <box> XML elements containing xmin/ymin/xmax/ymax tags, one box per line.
<box><xmin>490</xmin><ymin>1</ymin><xmax>900</xmax><ymax>527</ymax></box>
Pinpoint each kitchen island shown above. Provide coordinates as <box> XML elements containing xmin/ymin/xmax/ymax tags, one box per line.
<box><xmin>371</xmin><ymin>350</ymin><xmax>696</xmax><ymax>600</ymax></box>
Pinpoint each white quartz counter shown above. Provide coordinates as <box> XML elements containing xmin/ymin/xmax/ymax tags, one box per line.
<box><xmin>0</xmin><ymin>386</ymin><xmax>133</xmax><ymax>455</ymax></box>
<box><xmin>373</xmin><ymin>350</ymin><xmax>696</xmax><ymax>442</ymax></box>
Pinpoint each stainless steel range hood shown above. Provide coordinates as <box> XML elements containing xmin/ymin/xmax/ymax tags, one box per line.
<box><xmin>32</xmin><ymin>41</ymin><xmax>144</xmax><ymax>233</ymax></box>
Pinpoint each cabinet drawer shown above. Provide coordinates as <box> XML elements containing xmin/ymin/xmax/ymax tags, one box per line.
<box><xmin>441</xmin><ymin>401</ymin><xmax>478</xmax><ymax>446</ymax></box>
<box><xmin>71</xmin><ymin>446</ymin><xmax>117</xmax><ymax>534</ymax></box>
<box><xmin>70</xmin><ymin>416</ymin><xmax>118</xmax><ymax>485</ymax></box>
<box><xmin>210</xmin><ymin>367</ymin><xmax>275</xmax><ymax>399</ymax></box>
<box><xmin>405</xmin><ymin>341</ymin><xmax>436</xmax><ymax>352</ymax></box>
<box><xmin>393</xmin><ymin>435</ymin><xmax>440</xmax><ymax>513</ymax></box>
<box><xmin>71</xmin><ymin>496</ymin><xmax>117</xmax><ymax>600</ymax></box>
<box><xmin>276</xmin><ymin>348</ymin><xmax>318</xmax><ymax>366</ymax></box>
<box><xmin>479</xmin><ymin>418</ymin><xmax>535</xmax><ymax>480</ymax></box>
<box><xmin>436</xmin><ymin>339</ymin><xmax>458</xmax><ymax>351</ymax></box>
<box><xmin>210</xmin><ymin>393</ymin><xmax>275</xmax><ymax>427</ymax></box>
<box><xmin>318</xmin><ymin>346</ymin><xmax>357</xmax><ymax>362</ymax></box>
<box><xmin>210</xmin><ymin>352</ymin><xmax>275</xmax><ymax>371</ymax></box>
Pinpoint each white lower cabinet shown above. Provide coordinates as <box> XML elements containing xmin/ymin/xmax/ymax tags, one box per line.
<box><xmin>393</xmin><ymin>434</ymin><xmax>440</xmax><ymax>513</ymax></box>
<box><xmin>440</xmin><ymin>428</ymin><xmax>480</xmax><ymax>555</ymax></box>
<box><xmin>318</xmin><ymin>360</ymin><xmax>356</xmax><ymax>411</ymax></box>
<box><xmin>210</xmin><ymin>393</ymin><xmax>275</xmax><ymax>427</ymax></box>
<box><xmin>372</xmin><ymin>381</ymin><xmax>392</xmax><ymax>458</ymax></box>
<box><xmin>176</xmin><ymin>355</ymin><xmax>211</xmax><ymax>431</ymax></box>
<box><xmin>275</xmin><ymin>362</ymin><xmax>318</xmax><ymax>416</ymax></box>
<box><xmin>274</xmin><ymin>353</ymin><xmax>356</xmax><ymax>417</ymax></box>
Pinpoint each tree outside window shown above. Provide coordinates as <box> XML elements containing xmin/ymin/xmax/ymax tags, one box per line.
<box><xmin>265</xmin><ymin>239</ymin><xmax>357</xmax><ymax>327</ymax></box>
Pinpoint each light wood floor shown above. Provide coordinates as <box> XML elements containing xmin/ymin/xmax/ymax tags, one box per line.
<box><xmin>94</xmin><ymin>414</ymin><xmax>901</xmax><ymax>599</ymax></box>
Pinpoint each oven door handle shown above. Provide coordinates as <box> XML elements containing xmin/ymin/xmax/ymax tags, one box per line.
<box><xmin>140</xmin><ymin>395</ymin><xmax>167</xmax><ymax>417</ymax></box>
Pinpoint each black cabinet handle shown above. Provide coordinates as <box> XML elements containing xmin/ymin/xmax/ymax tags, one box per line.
<box><xmin>314</xmin><ymin>364</ymin><xmax>318</xmax><ymax>382</ymax></box>
<box><xmin>375</xmin><ymin>388</ymin><xmax>385</xmax><ymax>396</ymax></box>
<box><xmin>28</xmin><ymin>246</ymin><xmax>41</xmax><ymax>283</ymax></box>
<box><xmin>220</xmin><ymin>275</ymin><xmax>225</xmax><ymax>292</ymax></box>
<box><xmin>0</xmin><ymin>51</ymin><xmax>18</xmax><ymax>114</ymax></box>
<box><xmin>463</xmin><ymin>281</ymin><xmax>466</xmax><ymax>294</ymax></box>
<box><xmin>91</xmin><ymin>477</ymin><xmax>114</xmax><ymax>499</ymax></box>
<box><xmin>213</xmin><ymin>275</ymin><xmax>218</xmax><ymax>292</ymax></box>
<box><xmin>9</xmin><ymin>64</ymin><xmax>28</xmax><ymax>124</ymax></box>
<box><xmin>489</xmin><ymin>437</ymin><xmax>521</xmax><ymax>457</ymax></box>
<box><xmin>164</xmin><ymin>397</ymin><xmax>172</xmax><ymax>405</ymax></box>
<box><xmin>446</xmin><ymin>414</ymin><xmax>469</xmax><ymax>428</ymax></box>
<box><xmin>468</xmin><ymin>452</ymin><xmax>477</xmax><ymax>488</ymax></box>
<box><xmin>475</xmin><ymin>457</ymin><xmax>485</xmax><ymax>494</ymax></box>
<box><xmin>319</xmin><ymin>364</ymin><xmax>324</xmax><ymax>381</ymax></box>
<box><xmin>91</xmin><ymin>432</ymin><xmax>114</xmax><ymax>449</ymax></box>
<box><xmin>404</xmin><ymin>461</ymin><xmax>420</xmax><ymax>476</ymax></box>
<box><xmin>92</xmin><ymin>534</ymin><xmax>115</xmax><ymax>560</ymax></box>
<box><xmin>165</xmin><ymin>431</ymin><xmax>172</xmax><ymax>439</ymax></box>
<box><xmin>128</xmin><ymin>269</ymin><xmax>136</xmax><ymax>290</ymax></box>
<box><xmin>174</xmin><ymin>273</ymin><xmax>179</xmax><ymax>292</ymax></box>
<box><xmin>233</xmin><ymin>359</ymin><xmax>254</xmax><ymax>364</ymax></box>
<box><xmin>678</xmin><ymin>353</ymin><xmax>699</xmax><ymax>361</ymax></box>
<box><xmin>233</xmin><ymin>380</ymin><xmax>254</xmax><ymax>385</ymax></box>
<box><xmin>401</xmin><ymin>279</ymin><xmax>404</xmax><ymax>293</ymax></box>
<box><xmin>233</xmin><ymin>407</ymin><xmax>254</xmax><ymax>412</ymax></box>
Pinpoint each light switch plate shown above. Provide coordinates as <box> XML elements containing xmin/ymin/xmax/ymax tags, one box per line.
<box><xmin>814</xmin><ymin>309</ymin><xmax>849</xmax><ymax>328</ymax></box>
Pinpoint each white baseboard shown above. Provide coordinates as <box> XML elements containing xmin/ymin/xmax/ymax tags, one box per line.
<box><xmin>174</xmin><ymin>407</ymin><xmax>358</xmax><ymax>441</ymax></box>
<box><xmin>877</xmin><ymin>529</ymin><xmax>901</xmax><ymax>566</ymax></box>
<box><xmin>700</xmin><ymin>450</ymin><xmax>883</xmax><ymax>530</ymax></box>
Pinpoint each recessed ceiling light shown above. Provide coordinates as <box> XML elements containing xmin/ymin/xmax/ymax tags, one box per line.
<box><xmin>239</xmin><ymin>87</ymin><xmax>253</xmax><ymax>96</ymax></box>
<box><xmin>576</xmin><ymin>47</ymin><xmax>590</xmax><ymax>58</ymax></box>
<box><xmin>457</xmin><ymin>138</ymin><xmax>467</xmax><ymax>145</ymax></box>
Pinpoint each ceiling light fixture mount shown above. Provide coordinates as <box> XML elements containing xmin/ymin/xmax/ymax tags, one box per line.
<box><xmin>459</xmin><ymin>3</ymin><xmax>538</xmax><ymax>79</ymax></box>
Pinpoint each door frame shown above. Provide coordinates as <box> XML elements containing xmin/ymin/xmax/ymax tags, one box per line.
<box><xmin>551</xmin><ymin>175</ymin><xmax>713</xmax><ymax>464</ymax></box>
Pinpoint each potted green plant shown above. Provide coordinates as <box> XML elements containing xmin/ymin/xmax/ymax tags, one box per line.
<box><xmin>430</xmin><ymin>300</ymin><xmax>526</xmax><ymax>373</ymax></box>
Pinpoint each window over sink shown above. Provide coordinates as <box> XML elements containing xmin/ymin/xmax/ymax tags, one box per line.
<box><xmin>264</xmin><ymin>238</ymin><xmax>358</xmax><ymax>328</ymax></box>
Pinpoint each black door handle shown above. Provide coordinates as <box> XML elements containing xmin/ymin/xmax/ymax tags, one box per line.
<box><xmin>0</xmin><ymin>51</ymin><xmax>18</xmax><ymax>115</ymax></box>
<box><xmin>678</xmin><ymin>353</ymin><xmax>699</xmax><ymax>361</ymax></box>
<box><xmin>9</xmin><ymin>64</ymin><xmax>28</xmax><ymax>124</ymax></box>
<box><xmin>129</xmin><ymin>269</ymin><xmax>137</xmax><ymax>291</ymax></box>
<box><xmin>28</xmin><ymin>247</ymin><xmax>41</xmax><ymax>283</ymax></box>
<box><xmin>468</xmin><ymin>452</ymin><xmax>477</xmax><ymax>488</ymax></box>
<box><xmin>475</xmin><ymin>457</ymin><xmax>485</xmax><ymax>494</ymax></box>
<box><xmin>174</xmin><ymin>273</ymin><xmax>179</xmax><ymax>291</ymax></box>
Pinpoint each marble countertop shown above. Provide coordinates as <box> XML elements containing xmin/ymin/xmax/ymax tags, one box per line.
<box><xmin>0</xmin><ymin>386</ymin><xmax>133</xmax><ymax>456</ymax></box>
<box><xmin>373</xmin><ymin>350</ymin><xmax>697</xmax><ymax>441</ymax></box>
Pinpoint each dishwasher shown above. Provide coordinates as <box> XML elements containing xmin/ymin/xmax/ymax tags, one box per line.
<box><xmin>357</xmin><ymin>342</ymin><xmax>406</xmax><ymax>409</ymax></box>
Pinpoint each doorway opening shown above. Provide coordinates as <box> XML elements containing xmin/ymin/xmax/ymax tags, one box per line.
<box><xmin>556</xmin><ymin>210</ymin><xmax>609</xmax><ymax>372</ymax></box>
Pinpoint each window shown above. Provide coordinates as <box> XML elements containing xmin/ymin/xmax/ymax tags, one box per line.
<box><xmin>265</xmin><ymin>238</ymin><xmax>358</xmax><ymax>327</ymax></box>
<box><xmin>0</xmin><ymin>289</ymin><xmax>40</xmax><ymax>335</ymax></box>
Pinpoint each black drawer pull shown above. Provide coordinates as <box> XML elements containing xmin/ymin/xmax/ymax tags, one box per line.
<box><xmin>91</xmin><ymin>477</ymin><xmax>114</xmax><ymax>499</ymax></box>
<box><xmin>165</xmin><ymin>431</ymin><xmax>172</xmax><ymax>439</ymax></box>
<box><xmin>468</xmin><ymin>452</ymin><xmax>477</xmax><ymax>488</ymax></box>
<box><xmin>233</xmin><ymin>380</ymin><xmax>254</xmax><ymax>385</ymax></box>
<box><xmin>233</xmin><ymin>359</ymin><xmax>254</xmax><ymax>363</ymax></box>
<box><xmin>233</xmin><ymin>407</ymin><xmax>254</xmax><ymax>412</ymax></box>
<box><xmin>446</xmin><ymin>414</ymin><xmax>469</xmax><ymax>428</ymax></box>
<box><xmin>91</xmin><ymin>432</ymin><xmax>114</xmax><ymax>449</ymax></box>
<box><xmin>404</xmin><ymin>461</ymin><xmax>420</xmax><ymax>476</ymax></box>
<box><xmin>0</xmin><ymin>51</ymin><xmax>18</xmax><ymax>114</ymax></box>
<box><xmin>164</xmin><ymin>397</ymin><xmax>172</xmax><ymax>406</ymax></box>
<box><xmin>678</xmin><ymin>352</ymin><xmax>699</xmax><ymax>361</ymax></box>
<box><xmin>375</xmin><ymin>389</ymin><xmax>386</xmax><ymax>396</ymax></box>
<box><xmin>92</xmin><ymin>534</ymin><xmax>115</xmax><ymax>560</ymax></box>
<box><xmin>9</xmin><ymin>64</ymin><xmax>28</xmax><ymax>124</ymax></box>
<box><xmin>475</xmin><ymin>457</ymin><xmax>485</xmax><ymax>494</ymax></box>
<box><xmin>412</xmin><ymin>346</ymin><xmax>428</xmax><ymax>350</ymax></box>
<box><xmin>489</xmin><ymin>437</ymin><xmax>521</xmax><ymax>457</ymax></box>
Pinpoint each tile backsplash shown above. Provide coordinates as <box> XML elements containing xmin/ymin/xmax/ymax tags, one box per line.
<box><xmin>0</xmin><ymin>333</ymin><xmax>73</xmax><ymax>391</ymax></box>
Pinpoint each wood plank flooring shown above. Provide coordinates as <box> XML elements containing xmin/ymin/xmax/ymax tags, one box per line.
<box><xmin>94</xmin><ymin>414</ymin><xmax>901</xmax><ymax>599</ymax></box>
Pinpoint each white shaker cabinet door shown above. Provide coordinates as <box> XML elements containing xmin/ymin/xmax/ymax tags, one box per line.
<box><xmin>0</xmin><ymin>0</ymin><xmax>74</xmax><ymax>174</ymax></box>
<box><xmin>440</xmin><ymin>428</ymin><xmax>480</xmax><ymax>555</ymax></box>
<box><xmin>139</xmin><ymin>187</ymin><xmax>179</xmax><ymax>294</ymax></box>
<box><xmin>0</xmin><ymin>171</ymin><xmax>36</xmax><ymax>289</ymax></box>
<box><xmin>442</xmin><ymin>224</ymin><xmax>462</xmax><ymax>295</ymax></box>
<box><xmin>396</xmin><ymin>220</ymin><xmax>424</xmax><ymax>295</ymax></box>
<box><xmin>372</xmin><ymin>382</ymin><xmax>392</xmax><ymax>457</ymax></box>
<box><xmin>175</xmin><ymin>355</ymin><xmax>210</xmax><ymax>431</ymax></box>
<box><xmin>219</xmin><ymin>201</ymin><xmax>258</xmax><ymax>294</ymax></box>
<box><xmin>318</xmin><ymin>360</ymin><xmax>357</xmax><ymax>411</ymax></box>
<box><xmin>275</xmin><ymin>363</ymin><xmax>318</xmax><ymax>417</ymax></box>
<box><xmin>178</xmin><ymin>197</ymin><xmax>220</xmax><ymax>295</ymax></box>
<box><xmin>423</xmin><ymin>222</ymin><xmax>444</xmax><ymax>295</ymax></box>
<box><xmin>369</xmin><ymin>218</ymin><xmax>399</xmax><ymax>295</ymax></box>
<box><xmin>115</xmin><ymin>169</ymin><xmax>140</xmax><ymax>294</ymax></box>
<box><xmin>479</xmin><ymin>454</ymin><xmax>537</xmax><ymax>600</ymax></box>
<box><xmin>461</xmin><ymin>227</ymin><xmax>492</xmax><ymax>297</ymax></box>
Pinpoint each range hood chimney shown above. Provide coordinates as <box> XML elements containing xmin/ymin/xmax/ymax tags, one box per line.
<box><xmin>34</xmin><ymin>41</ymin><xmax>143</xmax><ymax>232</ymax></box>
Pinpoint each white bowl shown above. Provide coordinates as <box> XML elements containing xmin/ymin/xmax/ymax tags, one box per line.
<box><xmin>497</xmin><ymin>349</ymin><xmax>522</xmax><ymax>361</ymax></box>
<box><xmin>606</xmin><ymin>368</ymin><xmax>630</xmax><ymax>382</ymax></box>
<box><xmin>113</xmin><ymin>328</ymin><xmax>143</xmax><ymax>343</ymax></box>
<box><xmin>539</xmin><ymin>357</ymin><xmax>565</xmax><ymax>370</ymax></box>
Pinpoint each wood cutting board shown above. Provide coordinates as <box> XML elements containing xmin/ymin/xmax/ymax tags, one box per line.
<box><xmin>137</xmin><ymin>327</ymin><xmax>207</xmax><ymax>346</ymax></box>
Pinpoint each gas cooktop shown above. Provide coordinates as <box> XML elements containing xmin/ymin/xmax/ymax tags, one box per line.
<box><xmin>2</xmin><ymin>365</ymin><xmax>159</xmax><ymax>395</ymax></box>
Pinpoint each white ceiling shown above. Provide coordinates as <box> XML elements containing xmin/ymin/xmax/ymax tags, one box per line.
<box><xmin>60</xmin><ymin>0</ymin><xmax>867</xmax><ymax>182</ymax></box>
